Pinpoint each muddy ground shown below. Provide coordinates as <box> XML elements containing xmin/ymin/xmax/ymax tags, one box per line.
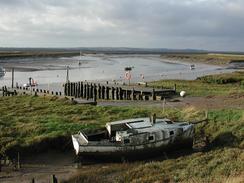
<box><xmin>98</xmin><ymin>94</ymin><xmax>244</xmax><ymax>109</ymax></box>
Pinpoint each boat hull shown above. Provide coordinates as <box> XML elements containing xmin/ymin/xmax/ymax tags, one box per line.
<box><xmin>72</xmin><ymin>135</ymin><xmax>193</xmax><ymax>159</ymax></box>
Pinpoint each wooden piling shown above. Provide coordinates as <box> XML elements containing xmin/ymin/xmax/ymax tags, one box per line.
<box><xmin>50</xmin><ymin>174</ymin><xmax>58</xmax><ymax>183</ymax></box>
<box><xmin>11</xmin><ymin>68</ymin><xmax>14</xmax><ymax>88</ymax></box>
<box><xmin>152</xmin><ymin>89</ymin><xmax>156</xmax><ymax>100</ymax></box>
<box><xmin>31</xmin><ymin>178</ymin><xmax>35</xmax><ymax>183</ymax></box>
<box><xmin>119</xmin><ymin>87</ymin><xmax>123</xmax><ymax>100</ymax></box>
<box><xmin>17</xmin><ymin>152</ymin><xmax>20</xmax><ymax>170</ymax></box>
<box><xmin>106</xmin><ymin>86</ymin><xmax>109</xmax><ymax>100</ymax></box>
<box><xmin>84</xmin><ymin>84</ymin><xmax>87</xmax><ymax>99</ymax></box>
<box><xmin>116</xmin><ymin>87</ymin><xmax>119</xmax><ymax>100</ymax></box>
<box><xmin>98</xmin><ymin>84</ymin><xmax>101</xmax><ymax>99</ymax></box>
<box><xmin>93</xmin><ymin>84</ymin><xmax>97</xmax><ymax>102</ymax></box>
<box><xmin>80</xmin><ymin>82</ymin><xmax>83</xmax><ymax>98</ymax></box>
<box><xmin>90</xmin><ymin>84</ymin><xmax>94</xmax><ymax>99</ymax></box>
<box><xmin>111</xmin><ymin>87</ymin><xmax>115</xmax><ymax>100</ymax></box>
<box><xmin>86</xmin><ymin>84</ymin><xmax>90</xmax><ymax>100</ymax></box>
<box><xmin>101</xmin><ymin>86</ymin><xmax>105</xmax><ymax>99</ymax></box>
<box><xmin>64</xmin><ymin>83</ymin><xmax>67</xmax><ymax>96</ymax></box>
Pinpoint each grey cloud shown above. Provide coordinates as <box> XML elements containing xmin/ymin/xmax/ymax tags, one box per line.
<box><xmin>0</xmin><ymin>0</ymin><xmax>244</xmax><ymax>51</ymax></box>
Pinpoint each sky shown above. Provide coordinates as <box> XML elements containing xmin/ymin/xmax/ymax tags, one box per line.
<box><xmin>0</xmin><ymin>0</ymin><xmax>244</xmax><ymax>51</ymax></box>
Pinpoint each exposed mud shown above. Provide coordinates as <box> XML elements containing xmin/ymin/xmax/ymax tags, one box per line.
<box><xmin>0</xmin><ymin>150</ymin><xmax>78</xmax><ymax>183</ymax></box>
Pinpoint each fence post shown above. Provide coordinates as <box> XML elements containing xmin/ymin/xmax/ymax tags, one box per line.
<box><xmin>50</xmin><ymin>174</ymin><xmax>58</xmax><ymax>183</ymax></box>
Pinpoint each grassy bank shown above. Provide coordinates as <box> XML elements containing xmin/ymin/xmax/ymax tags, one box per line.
<box><xmin>0</xmin><ymin>51</ymin><xmax>80</xmax><ymax>59</ymax></box>
<box><xmin>161</xmin><ymin>53</ymin><xmax>244</xmax><ymax>65</ymax></box>
<box><xmin>0</xmin><ymin>95</ymin><xmax>243</xmax><ymax>182</ymax></box>
<box><xmin>149</xmin><ymin>71</ymin><xmax>244</xmax><ymax>96</ymax></box>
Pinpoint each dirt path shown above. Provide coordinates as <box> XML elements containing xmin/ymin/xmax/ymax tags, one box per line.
<box><xmin>98</xmin><ymin>94</ymin><xmax>244</xmax><ymax>110</ymax></box>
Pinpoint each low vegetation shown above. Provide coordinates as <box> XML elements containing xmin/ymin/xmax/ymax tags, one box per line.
<box><xmin>161</xmin><ymin>53</ymin><xmax>244</xmax><ymax>65</ymax></box>
<box><xmin>0</xmin><ymin>95</ymin><xmax>243</xmax><ymax>182</ymax></box>
<box><xmin>65</xmin><ymin>106</ymin><xmax>244</xmax><ymax>183</ymax></box>
<box><xmin>197</xmin><ymin>71</ymin><xmax>244</xmax><ymax>84</ymax></box>
<box><xmin>149</xmin><ymin>71</ymin><xmax>244</xmax><ymax>96</ymax></box>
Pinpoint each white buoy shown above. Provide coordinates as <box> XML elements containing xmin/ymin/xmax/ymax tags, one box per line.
<box><xmin>180</xmin><ymin>91</ymin><xmax>186</xmax><ymax>97</ymax></box>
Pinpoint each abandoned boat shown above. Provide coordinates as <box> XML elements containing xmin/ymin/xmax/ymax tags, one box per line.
<box><xmin>72</xmin><ymin>116</ymin><xmax>195</xmax><ymax>158</ymax></box>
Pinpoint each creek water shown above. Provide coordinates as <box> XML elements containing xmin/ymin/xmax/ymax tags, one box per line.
<box><xmin>0</xmin><ymin>54</ymin><xmax>233</xmax><ymax>88</ymax></box>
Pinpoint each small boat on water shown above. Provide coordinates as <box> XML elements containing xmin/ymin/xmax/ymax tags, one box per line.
<box><xmin>0</xmin><ymin>67</ymin><xmax>6</xmax><ymax>77</ymax></box>
<box><xmin>72</xmin><ymin>116</ymin><xmax>202</xmax><ymax>158</ymax></box>
<box><xmin>190</xmin><ymin>64</ymin><xmax>195</xmax><ymax>70</ymax></box>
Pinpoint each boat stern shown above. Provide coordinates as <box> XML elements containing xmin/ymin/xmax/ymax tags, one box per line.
<box><xmin>71</xmin><ymin>131</ymin><xmax>89</xmax><ymax>155</ymax></box>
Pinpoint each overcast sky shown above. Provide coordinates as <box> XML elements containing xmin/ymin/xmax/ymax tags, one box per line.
<box><xmin>0</xmin><ymin>0</ymin><xmax>244</xmax><ymax>51</ymax></box>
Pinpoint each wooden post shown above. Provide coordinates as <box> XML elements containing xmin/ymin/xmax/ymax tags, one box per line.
<box><xmin>111</xmin><ymin>87</ymin><xmax>115</xmax><ymax>100</ymax></box>
<box><xmin>74</xmin><ymin>83</ymin><xmax>78</xmax><ymax>98</ymax></box>
<box><xmin>66</xmin><ymin>66</ymin><xmax>70</xmax><ymax>83</ymax></box>
<box><xmin>64</xmin><ymin>83</ymin><xmax>67</xmax><ymax>96</ymax></box>
<box><xmin>90</xmin><ymin>84</ymin><xmax>94</xmax><ymax>99</ymax></box>
<box><xmin>11</xmin><ymin>68</ymin><xmax>14</xmax><ymax>88</ymax></box>
<box><xmin>98</xmin><ymin>84</ymin><xmax>101</xmax><ymax>99</ymax></box>
<box><xmin>152</xmin><ymin>89</ymin><xmax>156</xmax><ymax>100</ymax></box>
<box><xmin>68</xmin><ymin>82</ymin><xmax>71</xmax><ymax>96</ymax></box>
<box><xmin>70</xmin><ymin>83</ymin><xmax>73</xmax><ymax>96</ymax></box>
<box><xmin>116</xmin><ymin>87</ymin><xmax>119</xmax><ymax>100</ymax></box>
<box><xmin>106</xmin><ymin>86</ymin><xmax>109</xmax><ymax>100</ymax></box>
<box><xmin>86</xmin><ymin>84</ymin><xmax>90</xmax><ymax>100</ymax></box>
<box><xmin>77</xmin><ymin>82</ymin><xmax>80</xmax><ymax>97</ymax></box>
<box><xmin>73</xmin><ymin>83</ymin><xmax>76</xmax><ymax>97</ymax></box>
<box><xmin>51</xmin><ymin>174</ymin><xmax>58</xmax><ymax>183</ymax></box>
<box><xmin>93</xmin><ymin>84</ymin><xmax>97</xmax><ymax>102</ymax></box>
<box><xmin>174</xmin><ymin>84</ymin><xmax>176</xmax><ymax>93</ymax></box>
<box><xmin>80</xmin><ymin>82</ymin><xmax>83</xmax><ymax>98</ymax></box>
<box><xmin>31</xmin><ymin>178</ymin><xmax>35</xmax><ymax>183</ymax></box>
<box><xmin>84</xmin><ymin>84</ymin><xmax>87</xmax><ymax>99</ymax></box>
<box><xmin>101</xmin><ymin>86</ymin><xmax>105</xmax><ymax>99</ymax></box>
<box><xmin>119</xmin><ymin>87</ymin><xmax>123</xmax><ymax>100</ymax></box>
<box><xmin>17</xmin><ymin>152</ymin><xmax>20</xmax><ymax>170</ymax></box>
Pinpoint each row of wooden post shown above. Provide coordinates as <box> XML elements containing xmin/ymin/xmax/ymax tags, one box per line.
<box><xmin>64</xmin><ymin>82</ymin><xmax>173</xmax><ymax>101</ymax></box>
<box><xmin>2</xmin><ymin>86</ymin><xmax>17</xmax><ymax>96</ymax></box>
<box><xmin>16</xmin><ymin>86</ymin><xmax>62</xmax><ymax>96</ymax></box>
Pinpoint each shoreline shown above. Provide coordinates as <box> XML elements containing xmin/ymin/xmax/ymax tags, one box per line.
<box><xmin>160</xmin><ymin>53</ymin><xmax>244</xmax><ymax>68</ymax></box>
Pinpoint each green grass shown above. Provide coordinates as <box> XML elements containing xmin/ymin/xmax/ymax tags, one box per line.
<box><xmin>0</xmin><ymin>95</ymin><xmax>243</xmax><ymax>182</ymax></box>
<box><xmin>149</xmin><ymin>72</ymin><xmax>244</xmax><ymax>96</ymax></box>
<box><xmin>65</xmin><ymin>107</ymin><xmax>244</xmax><ymax>183</ymax></box>
<box><xmin>0</xmin><ymin>96</ymin><xmax>152</xmax><ymax>155</ymax></box>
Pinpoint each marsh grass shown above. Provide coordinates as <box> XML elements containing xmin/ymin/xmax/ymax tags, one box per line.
<box><xmin>0</xmin><ymin>95</ymin><xmax>243</xmax><ymax>182</ymax></box>
<box><xmin>161</xmin><ymin>53</ymin><xmax>244</xmax><ymax>65</ymax></box>
<box><xmin>149</xmin><ymin>72</ymin><xmax>244</xmax><ymax>96</ymax></box>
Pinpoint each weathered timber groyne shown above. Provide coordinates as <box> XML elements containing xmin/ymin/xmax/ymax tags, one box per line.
<box><xmin>64</xmin><ymin>82</ymin><xmax>176</xmax><ymax>101</ymax></box>
<box><xmin>2</xmin><ymin>81</ymin><xmax>176</xmax><ymax>102</ymax></box>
